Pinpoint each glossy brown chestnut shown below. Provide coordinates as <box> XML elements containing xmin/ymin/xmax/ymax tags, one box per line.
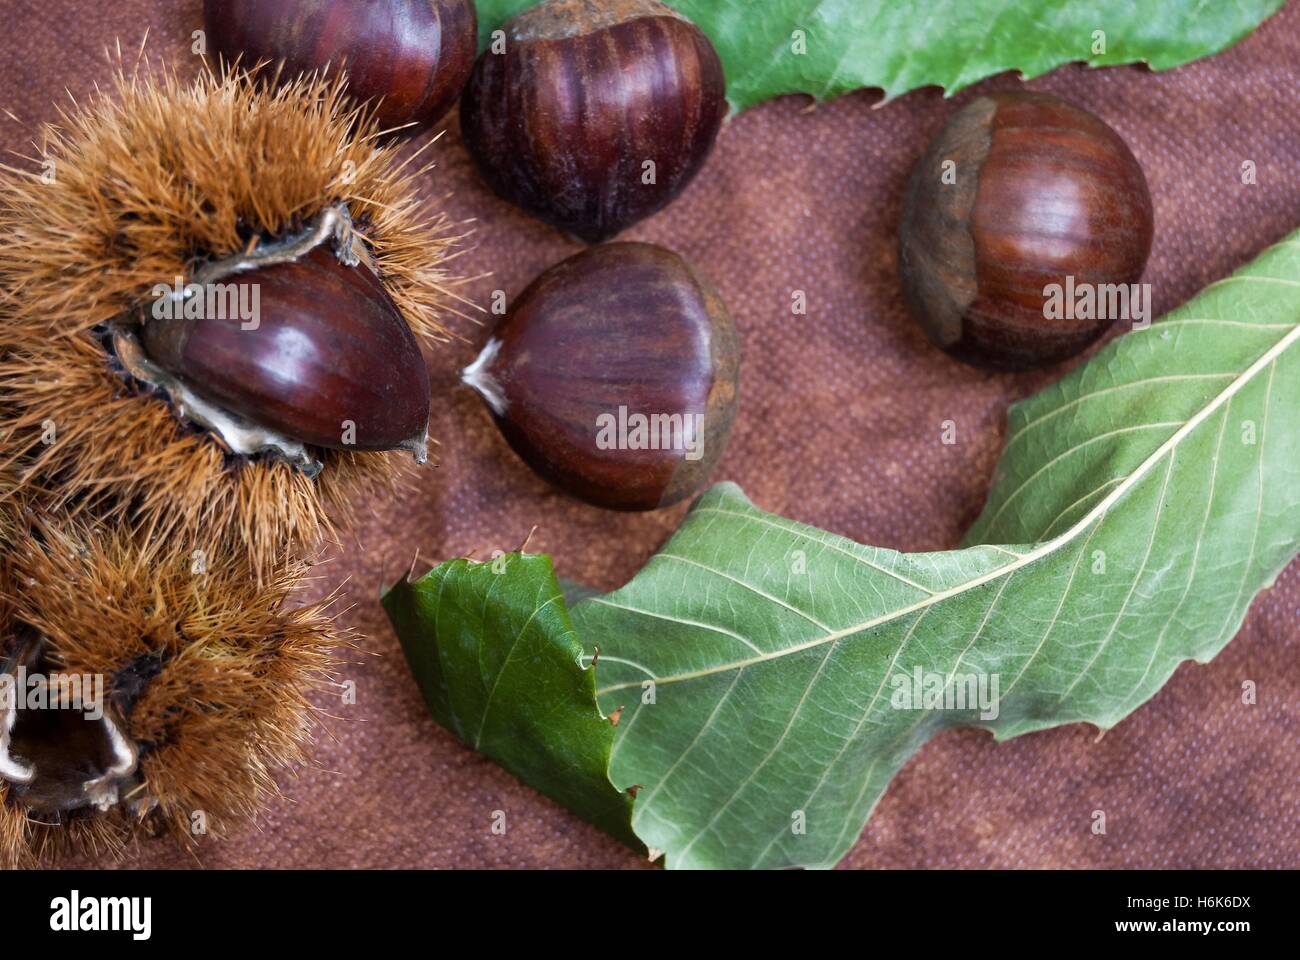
<box><xmin>203</xmin><ymin>0</ymin><xmax>478</xmax><ymax>133</ymax></box>
<box><xmin>142</xmin><ymin>246</ymin><xmax>430</xmax><ymax>453</ymax></box>
<box><xmin>460</xmin><ymin>0</ymin><xmax>727</xmax><ymax>242</ymax></box>
<box><xmin>899</xmin><ymin>91</ymin><xmax>1154</xmax><ymax>370</ymax></box>
<box><xmin>463</xmin><ymin>242</ymin><xmax>738</xmax><ymax>510</ymax></box>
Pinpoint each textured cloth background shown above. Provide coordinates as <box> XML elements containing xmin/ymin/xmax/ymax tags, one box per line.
<box><xmin>1</xmin><ymin>1</ymin><xmax>1296</xmax><ymax>869</ymax></box>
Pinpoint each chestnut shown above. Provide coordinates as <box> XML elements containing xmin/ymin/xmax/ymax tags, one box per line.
<box><xmin>463</xmin><ymin>242</ymin><xmax>738</xmax><ymax>510</ymax></box>
<box><xmin>203</xmin><ymin>0</ymin><xmax>478</xmax><ymax>133</ymax></box>
<box><xmin>119</xmin><ymin>203</ymin><xmax>430</xmax><ymax>474</ymax></box>
<box><xmin>898</xmin><ymin>91</ymin><xmax>1153</xmax><ymax>370</ymax></box>
<box><xmin>460</xmin><ymin>0</ymin><xmax>727</xmax><ymax>242</ymax></box>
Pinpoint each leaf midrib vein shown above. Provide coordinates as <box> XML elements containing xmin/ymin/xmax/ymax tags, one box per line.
<box><xmin>978</xmin><ymin>421</ymin><xmax>1183</xmax><ymax>534</ymax></box>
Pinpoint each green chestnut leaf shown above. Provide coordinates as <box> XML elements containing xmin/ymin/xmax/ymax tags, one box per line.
<box><xmin>386</xmin><ymin>229</ymin><xmax>1300</xmax><ymax>868</ymax></box>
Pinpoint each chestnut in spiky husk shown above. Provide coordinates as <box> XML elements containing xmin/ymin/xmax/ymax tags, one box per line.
<box><xmin>204</xmin><ymin>0</ymin><xmax>479</xmax><ymax>133</ymax></box>
<box><xmin>0</xmin><ymin>513</ymin><xmax>340</xmax><ymax>867</ymax></box>
<box><xmin>898</xmin><ymin>91</ymin><xmax>1153</xmax><ymax>370</ymax></box>
<box><xmin>461</xmin><ymin>0</ymin><xmax>727</xmax><ymax>242</ymax></box>
<box><xmin>0</xmin><ymin>64</ymin><xmax>461</xmax><ymax>579</ymax></box>
<box><xmin>463</xmin><ymin>243</ymin><xmax>739</xmax><ymax>510</ymax></box>
<box><xmin>128</xmin><ymin>206</ymin><xmax>431</xmax><ymax>468</ymax></box>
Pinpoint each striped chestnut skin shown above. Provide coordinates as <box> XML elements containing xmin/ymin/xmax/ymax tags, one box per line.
<box><xmin>142</xmin><ymin>247</ymin><xmax>430</xmax><ymax>452</ymax></box>
<box><xmin>464</xmin><ymin>243</ymin><xmax>739</xmax><ymax>510</ymax></box>
<box><xmin>203</xmin><ymin>0</ymin><xmax>477</xmax><ymax>133</ymax></box>
<box><xmin>899</xmin><ymin>92</ymin><xmax>1153</xmax><ymax>370</ymax></box>
<box><xmin>460</xmin><ymin>0</ymin><xmax>727</xmax><ymax>242</ymax></box>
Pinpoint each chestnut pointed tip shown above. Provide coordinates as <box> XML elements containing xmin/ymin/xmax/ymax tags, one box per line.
<box><xmin>401</xmin><ymin>429</ymin><xmax>430</xmax><ymax>464</ymax></box>
<box><xmin>462</xmin><ymin>337</ymin><xmax>507</xmax><ymax>415</ymax></box>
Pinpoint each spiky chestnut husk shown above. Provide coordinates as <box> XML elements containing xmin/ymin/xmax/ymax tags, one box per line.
<box><xmin>0</xmin><ymin>511</ymin><xmax>343</xmax><ymax>868</ymax></box>
<box><xmin>0</xmin><ymin>61</ymin><xmax>465</xmax><ymax>580</ymax></box>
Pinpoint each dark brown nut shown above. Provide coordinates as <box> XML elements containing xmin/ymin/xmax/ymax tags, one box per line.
<box><xmin>140</xmin><ymin>245</ymin><xmax>430</xmax><ymax>459</ymax></box>
<box><xmin>899</xmin><ymin>91</ymin><xmax>1154</xmax><ymax>370</ymax></box>
<box><xmin>463</xmin><ymin>242</ymin><xmax>739</xmax><ymax>510</ymax></box>
<box><xmin>460</xmin><ymin>0</ymin><xmax>727</xmax><ymax>242</ymax></box>
<box><xmin>204</xmin><ymin>0</ymin><xmax>479</xmax><ymax>133</ymax></box>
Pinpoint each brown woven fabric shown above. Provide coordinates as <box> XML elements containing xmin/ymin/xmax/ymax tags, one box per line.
<box><xmin>2</xmin><ymin>0</ymin><xmax>1296</xmax><ymax>869</ymax></box>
